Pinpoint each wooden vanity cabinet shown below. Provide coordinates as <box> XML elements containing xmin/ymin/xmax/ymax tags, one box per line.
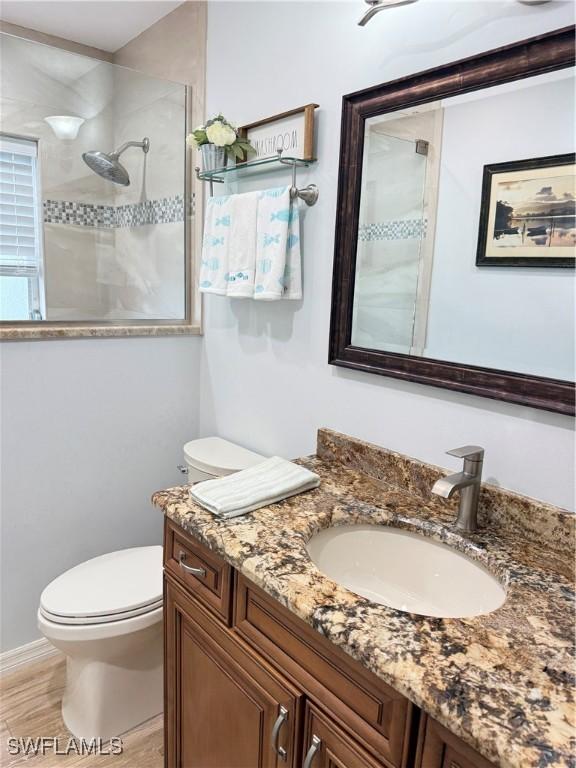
<box><xmin>163</xmin><ymin>520</ymin><xmax>495</xmax><ymax>768</ymax></box>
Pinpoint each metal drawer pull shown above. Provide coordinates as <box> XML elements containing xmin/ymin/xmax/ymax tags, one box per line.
<box><xmin>303</xmin><ymin>735</ymin><xmax>321</xmax><ymax>768</ymax></box>
<box><xmin>271</xmin><ymin>705</ymin><xmax>288</xmax><ymax>761</ymax></box>
<box><xmin>178</xmin><ymin>551</ymin><xmax>206</xmax><ymax>577</ymax></box>
<box><xmin>177</xmin><ymin>464</ymin><xmax>189</xmax><ymax>475</ymax></box>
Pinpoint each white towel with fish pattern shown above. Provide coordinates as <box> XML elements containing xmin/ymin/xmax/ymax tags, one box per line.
<box><xmin>226</xmin><ymin>190</ymin><xmax>260</xmax><ymax>298</ymax></box>
<box><xmin>254</xmin><ymin>186</ymin><xmax>302</xmax><ymax>301</ymax></box>
<box><xmin>199</xmin><ymin>186</ymin><xmax>302</xmax><ymax>300</ymax></box>
<box><xmin>199</xmin><ymin>194</ymin><xmax>233</xmax><ymax>296</ymax></box>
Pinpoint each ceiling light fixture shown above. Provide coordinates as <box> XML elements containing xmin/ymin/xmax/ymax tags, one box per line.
<box><xmin>358</xmin><ymin>0</ymin><xmax>418</xmax><ymax>27</ymax></box>
<box><xmin>358</xmin><ymin>0</ymin><xmax>551</xmax><ymax>26</ymax></box>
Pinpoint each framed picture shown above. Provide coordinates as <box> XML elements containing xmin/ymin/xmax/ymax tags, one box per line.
<box><xmin>476</xmin><ymin>153</ymin><xmax>575</xmax><ymax>268</ymax></box>
<box><xmin>238</xmin><ymin>104</ymin><xmax>318</xmax><ymax>161</ymax></box>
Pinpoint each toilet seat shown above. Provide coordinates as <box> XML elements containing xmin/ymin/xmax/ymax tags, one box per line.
<box><xmin>39</xmin><ymin>597</ymin><xmax>163</xmax><ymax>625</ymax></box>
<box><xmin>40</xmin><ymin>546</ymin><xmax>163</xmax><ymax>627</ymax></box>
<box><xmin>38</xmin><ymin>604</ymin><xmax>163</xmax><ymax>643</ymax></box>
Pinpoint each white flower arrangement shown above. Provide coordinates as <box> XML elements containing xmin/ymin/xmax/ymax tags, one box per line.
<box><xmin>186</xmin><ymin>115</ymin><xmax>255</xmax><ymax>162</ymax></box>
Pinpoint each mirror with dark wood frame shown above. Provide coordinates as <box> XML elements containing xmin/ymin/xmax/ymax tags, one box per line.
<box><xmin>329</xmin><ymin>27</ymin><xmax>575</xmax><ymax>415</ymax></box>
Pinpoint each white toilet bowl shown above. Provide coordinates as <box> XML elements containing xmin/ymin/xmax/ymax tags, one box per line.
<box><xmin>38</xmin><ymin>546</ymin><xmax>163</xmax><ymax>741</ymax></box>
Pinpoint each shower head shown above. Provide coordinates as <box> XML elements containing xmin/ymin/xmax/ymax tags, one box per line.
<box><xmin>82</xmin><ymin>137</ymin><xmax>150</xmax><ymax>186</ymax></box>
<box><xmin>83</xmin><ymin>150</ymin><xmax>130</xmax><ymax>186</ymax></box>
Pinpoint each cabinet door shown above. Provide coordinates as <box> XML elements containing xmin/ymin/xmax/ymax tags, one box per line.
<box><xmin>416</xmin><ymin>716</ymin><xmax>496</xmax><ymax>768</ymax></box>
<box><xmin>301</xmin><ymin>703</ymin><xmax>387</xmax><ymax>768</ymax></box>
<box><xmin>165</xmin><ymin>575</ymin><xmax>302</xmax><ymax>768</ymax></box>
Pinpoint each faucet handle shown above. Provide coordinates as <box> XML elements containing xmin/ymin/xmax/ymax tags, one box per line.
<box><xmin>446</xmin><ymin>445</ymin><xmax>484</xmax><ymax>462</ymax></box>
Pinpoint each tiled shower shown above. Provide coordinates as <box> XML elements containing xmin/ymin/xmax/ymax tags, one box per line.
<box><xmin>0</xmin><ymin>32</ymin><xmax>187</xmax><ymax>321</ymax></box>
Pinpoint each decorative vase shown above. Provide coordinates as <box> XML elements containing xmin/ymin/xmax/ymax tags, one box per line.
<box><xmin>200</xmin><ymin>144</ymin><xmax>227</xmax><ymax>172</ymax></box>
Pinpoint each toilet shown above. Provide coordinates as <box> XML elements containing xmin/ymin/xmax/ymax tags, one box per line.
<box><xmin>180</xmin><ymin>436</ymin><xmax>266</xmax><ymax>484</ymax></box>
<box><xmin>38</xmin><ymin>438</ymin><xmax>265</xmax><ymax>740</ymax></box>
<box><xmin>38</xmin><ymin>546</ymin><xmax>163</xmax><ymax>740</ymax></box>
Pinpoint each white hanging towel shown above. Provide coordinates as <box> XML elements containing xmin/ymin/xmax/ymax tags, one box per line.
<box><xmin>199</xmin><ymin>186</ymin><xmax>302</xmax><ymax>300</ymax></box>
<box><xmin>225</xmin><ymin>190</ymin><xmax>260</xmax><ymax>298</ymax></box>
<box><xmin>254</xmin><ymin>186</ymin><xmax>302</xmax><ymax>301</ymax></box>
<box><xmin>199</xmin><ymin>195</ymin><xmax>233</xmax><ymax>296</ymax></box>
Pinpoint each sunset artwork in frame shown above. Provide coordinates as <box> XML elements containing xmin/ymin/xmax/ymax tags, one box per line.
<box><xmin>476</xmin><ymin>153</ymin><xmax>576</xmax><ymax>267</ymax></box>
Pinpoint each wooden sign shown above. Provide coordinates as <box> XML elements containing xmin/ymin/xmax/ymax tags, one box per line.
<box><xmin>239</xmin><ymin>104</ymin><xmax>318</xmax><ymax>161</ymax></box>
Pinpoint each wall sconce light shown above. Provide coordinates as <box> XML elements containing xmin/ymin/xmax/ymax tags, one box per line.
<box><xmin>44</xmin><ymin>116</ymin><xmax>85</xmax><ymax>140</ymax></box>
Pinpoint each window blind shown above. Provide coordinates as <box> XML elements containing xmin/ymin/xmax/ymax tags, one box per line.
<box><xmin>0</xmin><ymin>136</ymin><xmax>42</xmax><ymax>278</ymax></box>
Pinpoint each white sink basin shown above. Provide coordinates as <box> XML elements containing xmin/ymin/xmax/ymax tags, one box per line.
<box><xmin>306</xmin><ymin>525</ymin><xmax>506</xmax><ymax>619</ymax></box>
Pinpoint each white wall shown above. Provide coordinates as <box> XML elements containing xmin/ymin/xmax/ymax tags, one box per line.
<box><xmin>201</xmin><ymin>0</ymin><xmax>575</xmax><ymax>511</ymax></box>
<box><xmin>0</xmin><ymin>336</ymin><xmax>201</xmax><ymax>651</ymax></box>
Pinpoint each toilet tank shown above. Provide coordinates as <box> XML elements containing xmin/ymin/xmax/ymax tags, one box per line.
<box><xmin>181</xmin><ymin>437</ymin><xmax>266</xmax><ymax>485</ymax></box>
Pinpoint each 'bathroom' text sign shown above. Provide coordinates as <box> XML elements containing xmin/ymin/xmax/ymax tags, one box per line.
<box><xmin>239</xmin><ymin>104</ymin><xmax>318</xmax><ymax>162</ymax></box>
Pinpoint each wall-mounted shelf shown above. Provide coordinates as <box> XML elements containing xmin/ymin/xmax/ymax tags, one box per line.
<box><xmin>195</xmin><ymin>150</ymin><xmax>319</xmax><ymax>206</ymax></box>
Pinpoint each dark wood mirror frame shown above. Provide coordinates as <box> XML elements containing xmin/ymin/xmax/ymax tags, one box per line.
<box><xmin>328</xmin><ymin>27</ymin><xmax>575</xmax><ymax>416</ymax></box>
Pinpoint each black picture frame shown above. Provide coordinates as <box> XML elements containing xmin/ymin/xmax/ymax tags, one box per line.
<box><xmin>328</xmin><ymin>26</ymin><xmax>575</xmax><ymax>416</ymax></box>
<box><xmin>476</xmin><ymin>153</ymin><xmax>576</xmax><ymax>268</ymax></box>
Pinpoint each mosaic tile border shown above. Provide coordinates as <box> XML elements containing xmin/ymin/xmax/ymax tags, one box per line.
<box><xmin>358</xmin><ymin>217</ymin><xmax>427</xmax><ymax>242</ymax></box>
<box><xmin>43</xmin><ymin>195</ymin><xmax>184</xmax><ymax>228</ymax></box>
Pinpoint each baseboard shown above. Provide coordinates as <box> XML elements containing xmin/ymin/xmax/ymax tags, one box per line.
<box><xmin>0</xmin><ymin>637</ymin><xmax>61</xmax><ymax>675</ymax></box>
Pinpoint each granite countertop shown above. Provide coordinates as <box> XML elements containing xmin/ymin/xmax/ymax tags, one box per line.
<box><xmin>153</xmin><ymin>430</ymin><xmax>575</xmax><ymax>768</ymax></box>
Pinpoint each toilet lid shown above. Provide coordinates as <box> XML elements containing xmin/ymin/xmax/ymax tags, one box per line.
<box><xmin>40</xmin><ymin>546</ymin><xmax>163</xmax><ymax>622</ymax></box>
<box><xmin>183</xmin><ymin>437</ymin><xmax>265</xmax><ymax>476</ymax></box>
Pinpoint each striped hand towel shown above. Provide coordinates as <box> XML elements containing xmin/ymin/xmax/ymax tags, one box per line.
<box><xmin>189</xmin><ymin>456</ymin><xmax>320</xmax><ymax>519</ymax></box>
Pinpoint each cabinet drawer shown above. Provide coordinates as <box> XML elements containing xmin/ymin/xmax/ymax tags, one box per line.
<box><xmin>234</xmin><ymin>574</ymin><xmax>412</xmax><ymax>768</ymax></box>
<box><xmin>416</xmin><ymin>716</ymin><xmax>495</xmax><ymax>768</ymax></box>
<box><xmin>164</xmin><ymin>519</ymin><xmax>233</xmax><ymax>625</ymax></box>
<box><xmin>302</xmin><ymin>701</ymin><xmax>387</xmax><ymax>768</ymax></box>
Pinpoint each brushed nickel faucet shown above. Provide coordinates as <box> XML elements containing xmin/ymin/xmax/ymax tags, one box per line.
<box><xmin>431</xmin><ymin>446</ymin><xmax>484</xmax><ymax>532</ymax></box>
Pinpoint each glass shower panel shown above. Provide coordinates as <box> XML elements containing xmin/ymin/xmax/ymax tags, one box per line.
<box><xmin>351</xmin><ymin>128</ymin><xmax>427</xmax><ymax>354</ymax></box>
<box><xmin>0</xmin><ymin>32</ymin><xmax>187</xmax><ymax>323</ymax></box>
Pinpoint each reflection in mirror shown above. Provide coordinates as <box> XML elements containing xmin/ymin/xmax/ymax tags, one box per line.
<box><xmin>351</xmin><ymin>68</ymin><xmax>575</xmax><ymax>382</ymax></box>
<box><xmin>0</xmin><ymin>33</ymin><xmax>188</xmax><ymax>326</ymax></box>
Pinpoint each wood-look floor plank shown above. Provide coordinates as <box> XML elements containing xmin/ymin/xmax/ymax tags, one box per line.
<box><xmin>28</xmin><ymin>715</ymin><xmax>163</xmax><ymax>768</ymax></box>
<box><xmin>2</xmin><ymin>656</ymin><xmax>68</xmax><ymax>748</ymax></box>
<box><xmin>1</xmin><ymin>717</ymin><xmax>29</xmax><ymax>767</ymax></box>
<box><xmin>1</xmin><ymin>656</ymin><xmax>162</xmax><ymax>768</ymax></box>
